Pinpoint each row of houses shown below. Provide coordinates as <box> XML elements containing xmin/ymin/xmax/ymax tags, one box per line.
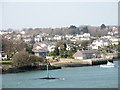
<box><xmin>32</xmin><ymin>46</ymin><xmax>101</xmax><ymax>60</ymax></box>
<box><xmin>46</xmin><ymin>33</ymin><xmax>91</xmax><ymax>41</ymax></box>
<box><xmin>32</xmin><ymin>42</ymin><xmax>101</xmax><ymax>60</ymax></box>
<box><xmin>89</xmin><ymin>36</ymin><xmax>119</xmax><ymax>49</ymax></box>
<box><xmin>32</xmin><ymin>42</ymin><xmax>56</xmax><ymax>58</ymax></box>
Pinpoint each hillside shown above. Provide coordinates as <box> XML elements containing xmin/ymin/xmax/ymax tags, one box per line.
<box><xmin>23</xmin><ymin>25</ymin><xmax>110</xmax><ymax>36</ymax></box>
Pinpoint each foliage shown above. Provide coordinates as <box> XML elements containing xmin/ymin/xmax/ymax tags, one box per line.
<box><xmin>69</xmin><ymin>25</ymin><xmax>77</xmax><ymax>29</ymax></box>
<box><xmin>80</xmin><ymin>41</ymin><xmax>89</xmax><ymax>49</ymax></box>
<box><xmin>48</xmin><ymin>41</ymin><xmax>75</xmax><ymax>58</ymax></box>
<box><xmin>100</xmin><ymin>24</ymin><xmax>106</xmax><ymax>29</ymax></box>
<box><xmin>2</xmin><ymin>39</ymin><xmax>15</xmax><ymax>58</ymax></box>
<box><xmin>99</xmin><ymin>45</ymin><xmax>118</xmax><ymax>53</ymax></box>
<box><xmin>48</xmin><ymin>51</ymin><xmax>56</xmax><ymax>56</ymax></box>
<box><xmin>68</xmin><ymin>28</ymin><xmax>80</xmax><ymax>35</ymax></box>
<box><xmin>54</xmin><ymin>47</ymin><xmax>59</xmax><ymax>56</ymax></box>
<box><xmin>2</xmin><ymin>38</ymin><xmax>27</xmax><ymax>58</ymax></box>
<box><xmin>29</xmin><ymin>55</ymin><xmax>46</xmax><ymax>65</ymax></box>
<box><xmin>13</xmin><ymin>51</ymin><xmax>46</xmax><ymax>68</ymax></box>
<box><xmin>26</xmin><ymin>45</ymin><xmax>34</xmax><ymax>54</ymax></box>
<box><xmin>66</xmin><ymin>50</ymin><xmax>73</xmax><ymax>58</ymax></box>
<box><xmin>81</xmin><ymin>26</ymin><xmax>89</xmax><ymax>34</ymax></box>
<box><xmin>13</xmin><ymin>51</ymin><xmax>30</xmax><ymax>67</ymax></box>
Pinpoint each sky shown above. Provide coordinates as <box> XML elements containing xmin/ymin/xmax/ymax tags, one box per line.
<box><xmin>0</xmin><ymin>2</ymin><xmax>118</xmax><ymax>30</ymax></box>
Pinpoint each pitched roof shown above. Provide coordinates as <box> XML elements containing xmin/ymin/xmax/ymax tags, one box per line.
<box><xmin>73</xmin><ymin>51</ymin><xmax>82</xmax><ymax>57</ymax></box>
<box><xmin>82</xmin><ymin>50</ymin><xmax>99</xmax><ymax>54</ymax></box>
<box><xmin>32</xmin><ymin>48</ymin><xmax>48</xmax><ymax>53</ymax></box>
<box><xmin>73</xmin><ymin>50</ymin><xmax>99</xmax><ymax>57</ymax></box>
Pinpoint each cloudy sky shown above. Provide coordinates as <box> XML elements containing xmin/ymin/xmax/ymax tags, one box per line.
<box><xmin>0</xmin><ymin>1</ymin><xmax>118</xmax><ymax>30</ymax></box>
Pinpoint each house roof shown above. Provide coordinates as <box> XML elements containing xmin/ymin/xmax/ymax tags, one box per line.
<box><xmin>82</xmin><ymin>50</ymin><xmax>99</xmax><ymax>54</ymax></box>
<box><xmin>73</xmin><ymin>51</ymin><xmax>82</xmax><ymax>57</ymax></box>
<box><xmin>32</xmin><ymin>48</ymin><xmax>48</xmax><ymax>53</ymax></box>
<box><xmin>73</xmin><ymin>50</ymin><xmax>100</xmax><ymax>57</ymax></box>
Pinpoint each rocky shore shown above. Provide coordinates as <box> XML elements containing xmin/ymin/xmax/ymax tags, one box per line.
<box><xmin>1</xmin><ymin>65</ymin><xmax>61</xmax><ymax>74</ymax></box>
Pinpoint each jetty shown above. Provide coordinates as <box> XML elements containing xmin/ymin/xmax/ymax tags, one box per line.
<box><xmin>50</xmin><ymin>57</ymin><xmax>117</xmax><ymax>67</ymax></box>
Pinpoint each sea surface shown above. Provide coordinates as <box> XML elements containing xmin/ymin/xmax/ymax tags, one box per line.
<box><xmin>2</xmin><ymin>61</ymin><xmax>119</xmax><ymax>88</ymax></box>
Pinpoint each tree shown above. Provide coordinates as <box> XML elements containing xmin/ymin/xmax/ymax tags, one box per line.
<box><xmin>13</xmin><ymin>51</ymin><xmax>30</xmax><ymax>67</ymax></box>
<box><xmin>100</xmin><ymin>24</ymin><xmax>106</xmax><ymax>29</ymax></box>
<box><xmin>81</xmin><ymin>26</ymin><xmax>89</xmax><ymax>33</ymax></box>
<box><xmin>69</xmin><ymin>25</ymin><xmax>77</xmax><ymax>29</ymax></box>
<box><xmin>81</xmin><ymin>41</ymin><xmax>89</xmax><ymax>49</ymax></box>
<box><xmin>2</xmin><ymin>38</ymin><xmax>14</xmax><ymax>58</ymax></box>
<box><xmin>118</xmin><ymin>42</ymin><xmax>120</xmax><ymax>58</ymax></box>
<box><xmin>67</xmin><ymin>50</ymin><xmax>73</xmax><ymax>58</ymax></box>
<box><xmin>48</xmin><ymin>51</ymin><xmax>56</xmax><ymax>56</ymax></box>
<box><xmin>54</xmin><ymin>47</ymin><xmax>59</xmax><ymax>56</ymax></box>
<box><xmin>26</xmin><ymin>45</ymin><xmax>34</xmax><ymax>54</ymax></box>
<box><xmin>2</xmin><ymin>38</ymin><xmax>27</xmax><ymax>58</ymax></box>
<box><xmin>29</xmin><ymin>55</ymin><xmax>46</xmax><ymax>65</ymax></box>
<box><xmin>13</xmin><ymin>51</ymin><xmax>46</xmax><ymax>68</ymax></box>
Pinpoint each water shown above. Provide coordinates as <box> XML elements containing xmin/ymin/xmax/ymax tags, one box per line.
<box><xmin>2</xmin><ymin>61</ymin><xmax>118</xmax><ymax>88</ymax></box>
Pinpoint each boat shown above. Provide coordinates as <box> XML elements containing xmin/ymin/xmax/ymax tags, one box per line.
<box><xmin>100</xmin><ymin>61</ymin><xmax>115</xmax><ymax>68</ymax></box>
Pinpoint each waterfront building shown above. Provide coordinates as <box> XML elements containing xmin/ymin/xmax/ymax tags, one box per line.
<box><xmin>73</xmin><ymin>50</ymin><xmax>101</xmax><ymax>59</ymax></box>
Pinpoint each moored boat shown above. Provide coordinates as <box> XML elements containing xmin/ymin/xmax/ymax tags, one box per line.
<box><xmin>100</xmin><ymin>61</ymin><xmax>115</xmax><ymax>68</ymax></box>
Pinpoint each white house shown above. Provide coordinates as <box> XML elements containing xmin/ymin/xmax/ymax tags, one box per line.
<box><xmin>83</xmin><ymin>33</ymin><xmax>90</xmax><ymax>38</ymax></box>
<box><xmin>20</xmin><ymin>31</ymin><xmax>25</xmax><ymax>35</ymax></box>
<box><xmin>0</xmin><ymin>51</ymin><xmax>7</xmax><ymax>60</ymax></box>
<box><xmin>33</xmin><ymin>42</ymin><xmax>56</xmax><ymax>53</ymax></box>
<box><xmin>23</xmin><ymin>38</ymin><xmax>32</xmax><ymax>42</ymax></box>
<box><xmin>4</xmin><ymin>35</ymin><xmax>12</xmax><ymax>40</ymax></box>
<box><xmin>91</xmin><ymin>39</ymin><xmax>111</xmax><ymax>49</ymax></box>
<box><xmin>32</xmin><ymin>43</ymin><xmax>48</xmax><ymax>58</ymax></box>
<box><xmin>65</xmin><ymin>34</ymin><xmax>73</xmax><ymax>40</ymax></box>
<box><xmin>107</xmin><ymin>32</ymin><xmax>113</xmax><ymax>36</ymax></box>
<box><xmin>53</xmin><ymin>35</ymin><xmax>62</xmax><ymax>40</ymax></box>
<box><xmin>110</xmin><ymin>37</ymin><xmax>119</xmax><ymax>45</ymax></box>
<box><xmin>73</xmin><ymin>50</ymin><xmax>101</xmax><ymax>60</ymax></box>
<box><xmin>34</xmin><ymin>35</ymin><xmax>43</xmax><ymax>42</ymax></box>
<box><xmin>80</xmin><ymin>37</ymin><xmax>90</xmax><ymax>41</ymax></box>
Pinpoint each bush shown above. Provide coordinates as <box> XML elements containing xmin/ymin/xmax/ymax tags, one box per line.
<box><xmin>13</xmin><ymin>51</ymin><xmax>30</xmax><ymax>67</ymax></box>
<box><xmin>13</xmin><ymin>51</ymin><xmax>46</xmax><ymax>68</ymax></box>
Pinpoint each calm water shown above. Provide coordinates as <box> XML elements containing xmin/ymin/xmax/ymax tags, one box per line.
<box><xmin>2</xmin><ymin>61</ymin><xmax>118</xmax><ymax>88</ymax></box>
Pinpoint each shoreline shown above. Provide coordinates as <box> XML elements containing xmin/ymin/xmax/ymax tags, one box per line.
<box><xmin>1</xmin><ymin>57</ymin><xmax>120</xmax><ymax>74</ymax></box>
<box><xmin>1</xmin><ymin>65</ymin><xmax>61</xmax><ymax>74</ymax></box>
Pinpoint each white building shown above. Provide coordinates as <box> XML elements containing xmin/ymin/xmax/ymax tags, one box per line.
<box><xmin>80</xmin><ymin>37</ymin><xmax>90</xmax><ymax>41</ymax></box>
<box><xmin>23</xmin><ymin>38</ymin><xmax>32</xmax><ymax>42</ymax></box>
<box><xmin>34</xmin><ymin>35</ymin><xmax>43</xmax><ymax>42</ymax></box>
<box><xmin>20</xmin><ymin>31</ymin><xmax>25</xmax><ymax>35</ymax></box>
<box><xmin>83</xmin><ymin>33</ymin><xmax>90</xmax><ymax>38</ymax></box>
<box><xmin>0</xmin><ymin>51</ymin><xmax>7</xmax><ymax>60</ymax></box>
<box><xmin>73</xmin><ymin>50</ymin><xmax>101</xmax><ymax>59</ymax></box>
<box><xmin>110</xmin><ymin>37</ymin><xmax>119</xmax><ymax>45</ymax></box>
<box><xmin>65</xmin><ymin>34</ymin><xmax>73</xmax><ymax>40</ymax></box>
<box><xmin>91</xmin><ymin>39</ymin><xmax>111</xmax><ymax>49</ymax></box>
<box><xmin>53</xmin><ymin>35</ymin><xmax>62</xmax><ymax>40</ymax></box>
